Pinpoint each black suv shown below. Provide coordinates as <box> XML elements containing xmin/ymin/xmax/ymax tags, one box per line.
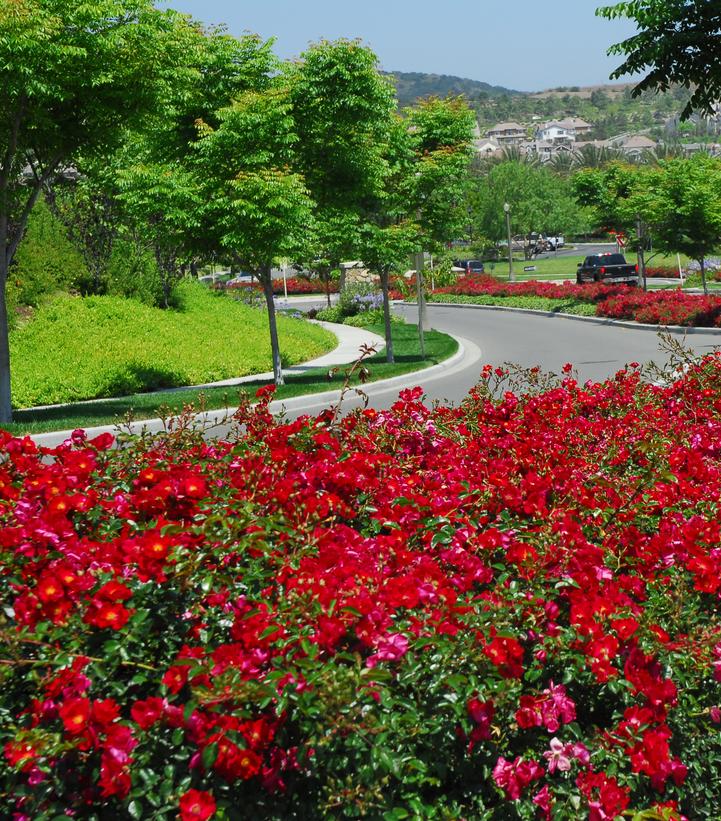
<box><xmin>453</xmin><ymin>259</ymin><xmax>485</xmax><ymax>274</ymax></box>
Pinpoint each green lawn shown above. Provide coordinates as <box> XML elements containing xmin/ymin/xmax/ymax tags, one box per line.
<box><xmin>10</xmin><ymin>281</ymin><xmax>335</xmax><ymax>407</ymax></box>
<box><xmin>5</xmin><ymin>322</ymin><xmax>457</xmax><ymax>435</ymax></box>
<box><xmin>483</xmin><ymin>252</ymin><xmax>693</xmax><ymax>282</ymax></box>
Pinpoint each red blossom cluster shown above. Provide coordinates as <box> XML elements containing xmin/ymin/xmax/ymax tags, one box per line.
<box><xmin>596</xmin><ymin>289</ymin><xmax>721</xmax><ymax>327</ymax></box>
<box><xmin>4</xmin><ymin>358</ymin><xmax>721</xmax><ymax>817</ymax></box>
<box><xmin>223</xmin><ymin>277</ymin><xmax>338</xmax><ymax>295</ymax></box>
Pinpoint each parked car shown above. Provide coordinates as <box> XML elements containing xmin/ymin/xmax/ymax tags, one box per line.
<box><xmin>546</xmin><ymin>235</ymin><xmax>565</xmax><ymax>250</ymax></box>
<box><xmin>576</xmin><ymin>253</ymin><xmax>638</xmax><ymax>285</ymax></box>
<box><xmin>452</xmin><ymin>259</ymin><xmax>485</xmax><ymax>274</ymax></box>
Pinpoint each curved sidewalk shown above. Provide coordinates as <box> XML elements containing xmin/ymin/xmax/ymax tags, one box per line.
<box><xmin>29</xmin><ymin>322</ymin><xmax>457</xmax><ymax>448</ymax></box>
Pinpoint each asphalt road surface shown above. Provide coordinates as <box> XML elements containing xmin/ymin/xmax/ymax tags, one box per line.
<box><xmin>259</xmin><ymin>303</ymin><xmax>721</xmax><ymax>423</ymax></box>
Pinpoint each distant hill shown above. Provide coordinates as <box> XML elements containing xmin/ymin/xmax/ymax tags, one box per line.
<box><xmin>383</xmin><ymin>72</ymin><xmax>709</xmax><ymax>143</ymax></box>
<box><xmin>383</xmin><ymin>71</ymin><xmax>520</xmax><ymax>107</ymax></box>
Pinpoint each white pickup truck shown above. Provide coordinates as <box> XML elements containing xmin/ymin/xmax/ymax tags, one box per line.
<box><xmin>545</xmin><ymin>235</ymin><xmax>565</xmax><ymax>250</ymax></box>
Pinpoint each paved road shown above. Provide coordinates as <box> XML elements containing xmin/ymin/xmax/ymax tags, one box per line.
<box><xmin>265</xmin><ymin>303</ymin><xmax>721</xmax><ymax>420</ymax></box>
<box><xmin>30</xmin><ymin>301</ymin><xmax>721</xmax><ymax>447</ymax></box>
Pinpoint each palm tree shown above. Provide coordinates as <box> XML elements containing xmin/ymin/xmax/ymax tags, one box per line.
<box><xmin>572</xmin><ymin>143</ymin><xmax>624</xmax><ymax>169</ymax></box>
<box><xmin>548</xmin><ymin>151</ymin><xmax>577</xmax><ymax>176</ymax></box>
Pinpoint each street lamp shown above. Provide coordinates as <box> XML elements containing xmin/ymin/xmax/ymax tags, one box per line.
<box><xmin>503</xmin><ymin>202</ymin><xmax>514</xmax><ymax>282</ymax></box>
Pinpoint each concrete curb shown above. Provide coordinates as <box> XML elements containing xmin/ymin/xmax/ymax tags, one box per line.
<box><xmin>29</xmin><ymin>334</ymin><xmax>468</xmax><ymax>449</ymax></box>
<box><xmin>401</xmin><ymin>301</ymin><xmax>721</xmax><ymax>336</ymax></box>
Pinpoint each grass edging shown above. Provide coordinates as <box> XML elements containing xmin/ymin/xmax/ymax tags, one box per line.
<box><xmin>12</xmin><ymin>322</ymin><xmax>459</xmax><ymax>436</ymax></box>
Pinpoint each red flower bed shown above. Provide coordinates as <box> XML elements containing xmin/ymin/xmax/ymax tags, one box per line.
<box><xmin>596</xmin><ymin>290</ymin><xmax>721</xmax><ymax>327</ymax></box>
<box><xmin>434</xmin><ymin>274</ymin><xmax>627</xmax><ymax>303</ymax></box>
<box><xmin>225</xmin><ymin>277</ymin><xmax>338</xmax><ymax>296</ymax></box>
<box><xmin>430</xmin><ymin>275</ymin><xmax>721</xmax><ymax>327</ymax></box>
<box><xmin>4</xmin><ymin>363</ymin><xmax>721</xmax><ymax>817</ymax></box>
<box><xmin>645</xmin><ymin>266</ymin><xmax>682</xmax><ymax>279</ymax></box>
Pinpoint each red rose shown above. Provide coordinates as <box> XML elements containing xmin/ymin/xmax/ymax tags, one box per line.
<box><xmin>131</xmin><ymin>697</ymin><xmax>165</xmax><ymax>730</ymax></box>
<box><xmin>85</xmin><ymin>601</ymin><xmax>131</xmax><ymax>630</ymax></box>
<box><xmin>59</xmin><ymin>697</ymin><xmax>91</xmax><ymax>735</ymax></box>
<box><xmin>179</xmin><ymin>789</ymin><xmax>216</xmax><ymax>821</ymax></box>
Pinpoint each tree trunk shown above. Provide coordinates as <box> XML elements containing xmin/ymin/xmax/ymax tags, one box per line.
<box><xmin>380</xmin><ymin>267</ymin><xmax>394</xmax><ymax>364</ymax></box>
<box><xmin>261</xmin><ymin>266</ymin><xmax>284</xmax><ymax>386</ymax></box>
<box><xmin>0</xmin><ymin>261</ymin><xmax>11</xmax><ymax>424</ymax></box>
<box><xmin>701</xmin><ymin>257</ymin><xmax>708</xmax><ymax>296</ymax></box>
<box><xmin>324</xmin><ymin>266</ymin><xmax>332</xmax><ymax>308</ymax></box>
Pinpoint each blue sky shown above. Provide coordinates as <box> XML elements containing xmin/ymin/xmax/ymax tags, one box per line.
<box><xmin>167</xmin><ymin>0</ymin><xmax>639</xmax><ymax>92</ymax></box>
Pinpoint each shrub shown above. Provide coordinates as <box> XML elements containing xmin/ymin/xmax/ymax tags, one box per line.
<box><xmin>225</xmin><ymin>277</ymin><xmax>339</xmax><ymax>296</ymax></box>
<box><xmin>427</xmin><ymin>275</ymin><xmax>721</xmax><ymax>327</ymax></box>
<box><xmin>338</xmin><ymin>282</ymin><xmax>382</xmax><ymax>318</ymax></box>
<box><xmin>4</xmin><ymin>358</ymin><xmax>721</xmax><ymax>817</ymax></box>
<box><xmin>343</xmin><ymin>308</ymin><xmax>404</xmax><ymax>326</ymax></box>
<box><xmin>105</xmin><ymin>238</ymin><xmax>166</xmax><ymax>308</ymax></box>
<box><xmin>8</xmin><ymin>198</ymin><xmax>90</xmax><ymax>315</ymax></box>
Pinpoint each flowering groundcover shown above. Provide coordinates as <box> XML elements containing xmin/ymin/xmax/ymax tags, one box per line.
<box><xmin>3</xmin><ymin>362</ymin><xmax>721</xmax><ymax>819</ymax></box>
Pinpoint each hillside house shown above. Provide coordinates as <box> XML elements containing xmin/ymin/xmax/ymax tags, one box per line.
<box><xmin>486</xmin><ymin>122</ymin><xmax>526</xmax><ymax>145</ymax></box>
<box><xmin>474</xmin><ymin>137</ymin><xmax>501</xmax><ymax>156</ymax></box>
<box><xmin>536</xmin><ymin>117</ymin><xmax>593</xmax><ymax>144</ymax></box>
<box><xmin>536</xmin><ymin>122</ymin><xmax>575</xmax><ymax>145</ymax></box>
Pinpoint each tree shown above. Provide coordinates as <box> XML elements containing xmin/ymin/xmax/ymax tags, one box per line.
<box><xmin>597</xmin><ymin>0</ymin><xmax>721</xmax><ymax>119</ymax></box>
<box><xmin>117</xmin><ymin>28</ymin><xmax>277</xmax><ymax>308</ymax></box>
<box><xmin>573</xmin><ymin>162</ymin><xmax>661</xmax><ymax>290</ymax></box>
<box><xmin>117</xmin><ymin>158</ymin><xmax>201</xmax><ymax>308</ymax></box>
<box><xmin>407</xmin><ymin>97</ymin><xmax>476</xmax><ymax>253</ymax></box>
<box><xmin>471</xmin><ymin>161</ymin><xmax>585</xmax><ymax>249</ymax></box>
<box><xmin>53</xmin><ymin>171</ymin><xmax>120</xmax><ymax>296</ymax></box>
<box><xmin>289</xmin><ymin>40</ymin><xmax>396</xmax><ymax>307</ymax></box>
<box><xmin>194</xmin><ymin>88</ymin><xmax>315</xmax><ymax>386</ymax></box>
<box><xmin>644</xmin><ymin>155</ymin><xmax>721</xmax><ymax>295</ymax></box>
<box><xmin>0</xmin><ymin>0</ymin><xmax>190</xmax><ymax>422</ymax></box>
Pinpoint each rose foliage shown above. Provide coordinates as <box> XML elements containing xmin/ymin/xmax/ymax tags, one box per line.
<box><xmin>4</xmin><ymin>360</ymin><xmax>721</xmax><ymax>818</ymax></box>
<box><xmin>431</xmin><ymin>274</ymin><xmax>721</xmax><ymax>327</ymax></box>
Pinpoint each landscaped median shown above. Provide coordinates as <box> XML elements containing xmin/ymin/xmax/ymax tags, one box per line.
<box><xmin>422</xmin><ymin>275</ymin><xmax>721</xmax><ymax>327</ymax></box>
<box><xmin>6</xmin><ymin>322</ymin><xmax>457</xmax><ymax>435</ymax></box>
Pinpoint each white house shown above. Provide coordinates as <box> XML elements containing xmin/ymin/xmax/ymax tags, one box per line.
<box><xmin>474</xmin><ymin>137</ymin><xmax>501</xmax><ymax>156</ymax></box>
<box><xmin>536</xmin><ymin>122</ymin><xmax>576</xmax><ymax>145</ymax></box>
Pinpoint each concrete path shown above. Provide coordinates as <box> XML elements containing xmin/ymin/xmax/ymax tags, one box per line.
<box><xmin>27</xmin><ymin>322</ymin><xmax>391</xmax><ymax>448</ymax></box>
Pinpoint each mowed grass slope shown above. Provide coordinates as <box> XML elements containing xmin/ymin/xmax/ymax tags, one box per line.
<box><xmin>11</xmin><ymin>281</ymin><xmax>335</xmax><ymax>407</ymax></box>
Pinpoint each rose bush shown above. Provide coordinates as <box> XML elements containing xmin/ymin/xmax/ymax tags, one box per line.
<box><xmin>3</xmin><ymin>359</ymin><xmax>721</xmax><ymax>818</ymax></box>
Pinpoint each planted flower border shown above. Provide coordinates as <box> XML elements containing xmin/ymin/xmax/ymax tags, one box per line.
<box><xmin>419</xmin><ymin>275</ymin><xmax>721</xmax><ymax>328</ymax></box>
<box><xmin>3</xmin><ymin>358</ymin><xmax>721</xmax><ymax>818</ymax></box>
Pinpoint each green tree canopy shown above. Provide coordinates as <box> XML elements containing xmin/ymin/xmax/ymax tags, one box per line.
<box><xmin>0</xmin><ymin>0</ymin><xmax>193</xmax><ymax>422</ymax></box>
<box><xmin>288</xmin><ymin>39</ymin><xmax>396</xmax><ymax>304</ymax></box>
<box><xmin>597</xmin><ymin>0</ymin><xmax>721</xmax><ymax>119</ymax></box>
<box><xmin>644</xmin><ymin>155</ymin><xmax>721</xmax><ymax>294</ymax></box>
<box><xmin>407</xmin><ymin>97</ymin><xmax>476</xmax><ymax>253</ymax></box>
<box><xmin>194</xmin><ymin>87</ymin><xmax>315</xmax><ymax>385</ymax></box>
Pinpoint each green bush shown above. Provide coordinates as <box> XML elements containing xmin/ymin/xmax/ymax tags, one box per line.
<box><xmin>343</xmin><ymin>308</ymin><xmax>404</xmax><ymax>326</ymax></box>
<box><xmin>315</xmin><ymin>305</ymin><xmax>345</xmax><ymax>323</ymax></box>
<box><xmin>10</xmin><ymin>281</ymin><xmax>335</xmax><ymax>407</ymax></box>
<box><xmin>7</xmin><ymin>198</ymin><xmax>89</xmax><ymax>316</ymax></box>
<box><xmin>105</xmin><ymin>238</ymin><xmax>167</xmax><ymax>307</ymax></box>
